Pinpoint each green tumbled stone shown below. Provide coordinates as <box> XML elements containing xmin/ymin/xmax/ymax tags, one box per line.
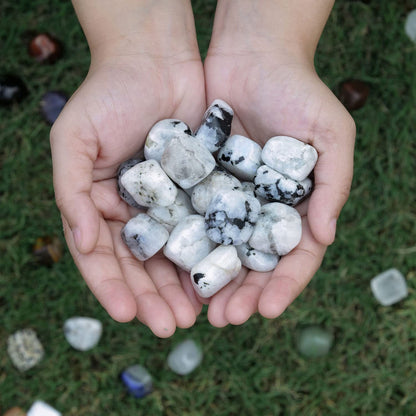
<box><xmin>296</xmin><ymin>326</ymin><xmax>334</xmax><ymax>358</ymax></box>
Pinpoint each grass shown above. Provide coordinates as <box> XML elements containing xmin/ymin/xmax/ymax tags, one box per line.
<box><xmin>1</xmin><ymin>0</ymin><xmax>416</xmax><ymax>414</ymax></box>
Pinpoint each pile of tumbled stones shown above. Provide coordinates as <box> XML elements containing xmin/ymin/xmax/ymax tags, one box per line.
<box><xmin>118</xmin><ymin>100</ymin><xmax>318</xmax><ymax>298</ymax></box>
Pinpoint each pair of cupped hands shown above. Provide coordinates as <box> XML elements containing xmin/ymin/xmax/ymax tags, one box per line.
<box><xmin>50</xmin><ymin>17</ymin><xmax>355</xmax><ymax>338</ymax></box>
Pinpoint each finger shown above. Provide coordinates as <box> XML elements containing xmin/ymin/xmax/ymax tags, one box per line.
<box><xmin>110</xmin><ymin>222</ymin><xmax>177</xmax><ymax>338</ymax></box>
<box><xmin>207</xmin><ymin>267</ymin><xmax>249</xmax><ymax>328</ymax></box>
<box><xmin>308</xmin><ymin>113</ymin><xmax>355</xmax><ymax>245</ymax></box>
<box><xmin>144</xmin><ymin>252</ymin><xmax>199</xmax><ymax>329</ymax></box>
<box><xmin>177</xmin><ymin>268</ymin><xmax>204</xmax><ymax>317</ymax></box>
<box><xmin>50</xmin><ymin>121</ymin><xmax>100</xmax><ymax>254</ymax></box>
<box><xmin>258</xmin><ymin>217</ymin><xmax>327</xmax><ymax>319</ymax></box>
<box><xmin>62</xmin><ymin>216</ymin><xmax>137</xmax><ymax>323</ymax></box>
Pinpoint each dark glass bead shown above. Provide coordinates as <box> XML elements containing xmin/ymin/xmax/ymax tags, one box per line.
<box><xmin>40</xmin><ymin>91</ymin><xmax>68</xmax><ymax>124</ymax></box>
<box><xmin>28</xmin><ymin>33</ymin><xmax>62</xmax><ymax>63</ymax></box>
<box><xmin>33</xmin><ymin>235</ymin><xmax>63</xmax><ymax>266</ymax></box>
<box><xmin>338</xmin><ymin>79</ymin><xmax>370</xmax><ymax>112</ymax></box>
<box><xmin>0</xmin><ymin>74</ymin><xmax>28</xmax><ymax>105</ymax></box>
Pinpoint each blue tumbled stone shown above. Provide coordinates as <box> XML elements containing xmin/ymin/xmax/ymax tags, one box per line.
<box><xmin>120</xmin><ymin>365</ymin><xmax>153</xmax><ymax>398</ymax></box>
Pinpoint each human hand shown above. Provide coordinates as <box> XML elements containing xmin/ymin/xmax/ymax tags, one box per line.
<box><xmin>202</xmin><ymin>0</ymin><xmax>355</xmax><ymax>326</ymax></box>
<box><xmin>50</xmin><ymin>1</ymin><xmax>205</xmax><ymax>337</ymax></box>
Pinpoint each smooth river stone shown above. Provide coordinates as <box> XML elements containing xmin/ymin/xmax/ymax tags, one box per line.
<box><xmin>191</xmin><ymin>245</ymin><xmax>241</xmax><ymax>298</ymax></box>
<box><xmin>63</xmin><ymin>317</ymin><xmax>103</xmax><ymax>351</ymax></box>
<box><xmin>254</xmin><ymin>165</ymin><xmax>312</xmax><ymax>206</ymax></box>
<box><xmin>147</xmin><ymin>189</ymin><xmax>195</xmax><ymax>232</ymax></box>
<box><xmin>161</xmin><ymin>134</ymin><xmax>216</xmax><ymax>189</ymax></box>
<box><xmin>217</xmin><ymin>134</ymin><xmax>262</xmax><ymax>181</ymax></box>
<box><xmin>262</xmin><ymin>136</ymin><xmax>318</xmax><ymax>181</ymax></box>
<box><xmin>370</xmin><ymin>268</ymin><xmax>408</xmax><ymax>306</ymax></box>
<box><xmin>191</xmin><ymin>169</ymin><xmax>242</xmax><ymax>215</ymax></box>
<box><xmin>195</xmin><ymin>99</ymin><xmax>233</xmax><ymax>152</ymax></box>
<box><xmin>236</xmin><ymin>243</ymin><xmax>279</xmax><ymax>272</ymax></box>
<box><xmin>120</xmin><ymin>159</ymin><xmax>177</xmax><ymax>207</ymax></box>
<box><xmin>27</xmin><ymin>401</ymin><xmax>61</xmax><ymax>416</ymax></box>
<box><xmin>7</xmin><ymin>329</ymin><xmax>44</xmax><ymax>372</ymax></box>
<box><xmin>117</xmin><ymin>156</ymin><xmax>145</xmax><ymax>209</ymax></box>
<box><xmin>249</xmin><ymin>203</ymin><xmax>302</xmax><ymax>256</ymax></box>
<box><xmin>163</xmin><ymin>215</ymin><xmax>216</xmax><ymax>272</ymax></box>
<box><xmin>167</xmin><ymin>339</ymin><xmax>203</xmax><ymax>375</ymax></box>
<box><xmin>144</xmin><ymin>119</ymin><xmax>192</xmax><ymax>162</ymax></box>
<box><xmin>205</xmin><ymin>189</ymin><xmax>261</xmax><ymax>245</ymax></box>
<box><xmin>122</xmin><ymin>213</ymin><xmax>169</xmax><ymax>261</ymax></box>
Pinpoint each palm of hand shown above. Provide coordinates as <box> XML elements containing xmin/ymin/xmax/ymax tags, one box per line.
<box><xmin>203</xmin><ymin>52</ymin><xmax>355</xmax><ymax>326</ymax></box>
<box><xmin>51</xmin><ymin>55</ymin><xmax>206</xmax><ymax>337</ymax></box>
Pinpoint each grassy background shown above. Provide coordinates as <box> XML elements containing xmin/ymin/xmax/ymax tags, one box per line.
<box><xmin>1</xmin><ymin>1</ymin><xmax>416</xmax><ymax>415</ymax></box>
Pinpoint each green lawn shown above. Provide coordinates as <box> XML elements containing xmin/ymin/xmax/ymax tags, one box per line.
<box><xmin>1</xmin><ymin>1</ymin><xmax>416</xmax><ymax>415</ymax></box>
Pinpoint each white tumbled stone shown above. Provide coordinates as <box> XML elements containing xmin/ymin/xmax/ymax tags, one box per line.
<box><xmin>241</xmin><ymin>181</ymin><xmax>268</xmax><ymax>205</ymax></box>
<box><xmin>205</xmin><ymin>189</ymin><xmax>261</xmax><ymax>245</ymax></box>
<box><xmin>370</xmin><ymin>268</ymin><xmax>408</xmax><ymax>306</ymax></box>
<box><xmin>161</xmin><ymin>135</ymin><xmax>216</xmax><ymax>189</ymax></box>
<box><xmin>217</xmin><ymin>134</ymin><xmax>262</xmax><ymax>181</ymax></box>
<box><xmin>249</xmin><ymin>203</ymin><xmax>302</xmax><ymax>256</ymax></box>
<box><xmin>27</xmin><ymin>401</ymin><xmax>61</xmax><ymax>416</ymax></box>
<box><xmin>147</xmin><ymin>189</ymin><xmax>196</xmax><ymax>232</ymax></box>
<box><xmin>117</xmin><ymin>155</ymin><xmax>145</xmax><ymax>209</ymax></box>
<box><xmin>195</xmin><ymin>99</ymin><xmax>234</xmax><ymax>152</ymax></box>
<box><xmin>262</xmin><ymin>136</ymin><xmax>318</xmax><ymax>181</ymax></box>
<box><xmin>120</xmin><ymin>159</ymin><xmax>177</xmax><ymax>207</ymax></box>
<box><xmin>167</xmin><ymin>339</ymin><xmax>203</xmax><ymax>375</ymax></box>
<box><xmin>405</xmin><ymin>9</ymin><xmax>416</xmax><ymax>43</ymax></box>
<box><xmin>144</xmin><ymin>119</ymin><xmax>192</xmax><ymax>162</ymax></box>
<box><xmin>163</xmin><ymin>215</ymin><xmax>216</xmax><ymax>272</ymax></box>
<box><xmin>191</xmin><ymin>245</ymin><xmax>241</xmax><ymax>298</ymax></box>
<box><xmin>236</xmin><ymin>243</ymin><xmax>279</xmax><ymax>272</ymax></box>
<box><xmin>254</xmin><ymin>165</ymin><xmax>312</xmax><ymax>206</ymax></box>
<box><xmin>122</xmin><ymin>213</ymin><xmax>169</xmax><ymax>261</ymax></box>
<box><xmin>63</xmin><ymin>317</ymin><xmax>103</xmax><ymax>351</ymax></box>
<box><xmin>191</xmin><ymin>169</ymin><xmax>242</xmax><ymax>215</ymax></box>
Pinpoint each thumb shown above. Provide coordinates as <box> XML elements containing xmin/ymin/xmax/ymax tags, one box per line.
<box><xmin>50</xmin><ymin>121</ymin><xmax>100</xmax><ymax>254</ymax></box>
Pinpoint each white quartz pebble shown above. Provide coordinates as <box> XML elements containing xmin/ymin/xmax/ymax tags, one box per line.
<box><xmin>191</xmin><ymin>245</ymin><xmax>241</xmax><ymax>298</ymax></box>
<box><xmin>163</xmin><ymin>215</ymin><xmax>216</xmax><ymax>271</ymax></box>
<box><xmin>7</xmin><ymin>329</ymin><xmax>44</xmax><ymax>372</ymax></box>
<box><xmin>405</xmin><ymin>9</ymin><xmax>416</xmax><ymax>43</ymax></box>
<box><xmin>63</xmin><ymin>317</ymin><xmax>103</xmax><ymax>351</ymax></box>
<box><xmin>144</xmin><ymin>119</ymin><xmax>192</xmax><ymax>162</ymax></box>
<box><xmin>191</xmin><ymin>169</ymin><xmax>242</xmax><ymax>215</ymax></box>
<box><xmin>254</xmin><ymin>165</ymin><xmax>312</xmax><ymax>206</ymax></box>
<box><xmin>161</xmin><ymin>134</ymin><xmax>216</xmax><ymax>189</ymax></box>
<box><xmin>122</xmin><ymin>213</ymin><xmax>169</xmax><ymax>261</ymax></box>
<box><xmin>370</xmin><ymin>268</ymin><xmax>408</xmax><ymax>306</ymax></box>
<box><xmin>262</xmin><ymin>136</ymin><xmax>318</xmax><ymax>181</ymax></box>
<box><xmin>249</xmin><ymin>203</ymin><xmax>302</xmax><ymax>256</ymax></box>
<box><xmin>205</xmin><ymin>189</ymin><xmax>261</xmax><ymax>245</ymax></box>
<box><xmin>120</xmin><ymin>159</ymin><xmax>177</xmax><ymax>207</ymax></box>
<box><xmin>236</xmin><ymin>243</ymin><xmax>279</xmax><ymax>272</ymax></box>
<box><xmin>147</xmin><ymin>189</ymin><xmax>196</xmax><ymax>232</ymax></box>
<box><xmin>27</xmin><ymin>401</ymin><xmax>61</xmax><ymax>416</ymax></box>
<box><xmin>217</xmin><ymin>134</ymin><xmax>262</xmax><ymax>181</ymax></box>
<box><xmin>167</xmin><ymin>339</ymin><xmax>203</xmax><ymax>375</ymax></box>
<box><xmin>195</xmin><ymin>99</ymin><xmax>233</xmax><ymax>152</ymax></box>
<box><xmin>241</xmin><ymin>181</ymin><xmax>268</xmax><ymax>205</ymax></box>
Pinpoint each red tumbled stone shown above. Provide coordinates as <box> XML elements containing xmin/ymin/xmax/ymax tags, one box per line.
<box><xmin>28</xmin><ymin>33</ymin><xmax>62</xmax><ymax>63</ymax></box>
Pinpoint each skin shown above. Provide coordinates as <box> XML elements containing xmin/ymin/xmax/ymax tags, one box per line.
<box><xmin>50</xmin><ymin>0</ymin><xmax>355</xmax><ymax>336</ymax></box>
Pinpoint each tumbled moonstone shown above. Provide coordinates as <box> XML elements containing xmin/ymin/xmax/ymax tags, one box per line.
<box><xmin>195</xmin><ymin>99</ymin><xmax>233</xmax><ymax>152</ymax></box>
<box><xmin>241</xmin><ymin>181</ymin><xmax>267</xmax><ymax>205</ymax></box>
<box><xmin>147</xmin><ymin>189</ymin><xmax>195</xmax><ymax>232</ymax></box>
<box><xmin>167</xmin><ymin>339</ymin><xmax>203</xmax><ymax>375</ymax></box>
<box><xmin>191</xmin><ymin>169</ymin><xmax>242</xmax><ymax>215</ymax></box>
<box><xmin>217</xmin><ymin>134</ymin><xmax>262</xmax><ymax>181</ymax></box>
<box><xmin>370</xmin><ymin>268</ymin><xmax>408</xmax><ymax>306</ymax></box>
<box><xmin>144</xmin><ymin>119</ymin><xmax>192</xmax><ymax>162</ymax></box>
<box><xmin>122</xmin><ymin>213</ymin><xmax>169</xmax><ymax>261</ymax></box>
<box><xmin>191</xmin><ymin>245</ymin><xmax>241</xmax><ymax>298</ymax></box>
<box><xmin>297</xmin><ymin>326</ymin><xmax>334</xmax><ymax>358</ymax></box>
<box><xmin>63</xmin><ymin>317</ymin><xmax>103</xmax><ymax>351</ymax></box>
<box><xmin>7</xmin><ymin>329</ymin><xmax>44</xmax><ymax>372</ymax></box>
<box><xmin>161</xmin><ymin>135</ymin><xmax>216</xmax><ymax>189</ymax></box>
<box><xmin>120</xmin><ymin>159</ymin><xmax>177</xmax><ymax>207</ymax></box>
<box><xmin>249</xmin><ymin>203</ymin><xmax>302</xmax><ymax>255</ymax></box>
<box><xmin>121</xmin><ymin>365</ymin><xmax>153</xmax><ymax>398</ymax></box>
<box><xmin>205</xmin><ymin>189</ymin><xmax>261</xmax><ymax>245</ymax></box>
<box><xmin>163</xmin><ymin>215</ymin><xmax>216</xmax><ymax>271</ymax></box>
<box><xmin>117</xmin><ymin>156</ymin><xmax>145</xmax><ymax>209</ymax></box>
<box><xmin>405</xmin><ymin>9</ymin><xmax>416</xmax><ymax>43</ymax></box>
<box><xmin>27</xmin><ymin>401</ymin><xmax>61</xmax><ymax>416</ymax></box>
<box><xmin>254</xmin><ymin>165</ymin><xmax>312</xmax><ymax>206</ymax></box>
<box><xmin>236</xmin><ymin>243</ymin><xmax>279</xmax><ymax>272</ymax></box>
<box><xmin>262</xmin><ymin>136</ymin><xmax>318</xmax><ymax>181</ymax></box>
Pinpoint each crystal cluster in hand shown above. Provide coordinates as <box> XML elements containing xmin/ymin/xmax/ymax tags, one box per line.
<box><xmin>118</xmin><ymin>99</ymin><xmax>318</xmax><ymax>297</ymax></box>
